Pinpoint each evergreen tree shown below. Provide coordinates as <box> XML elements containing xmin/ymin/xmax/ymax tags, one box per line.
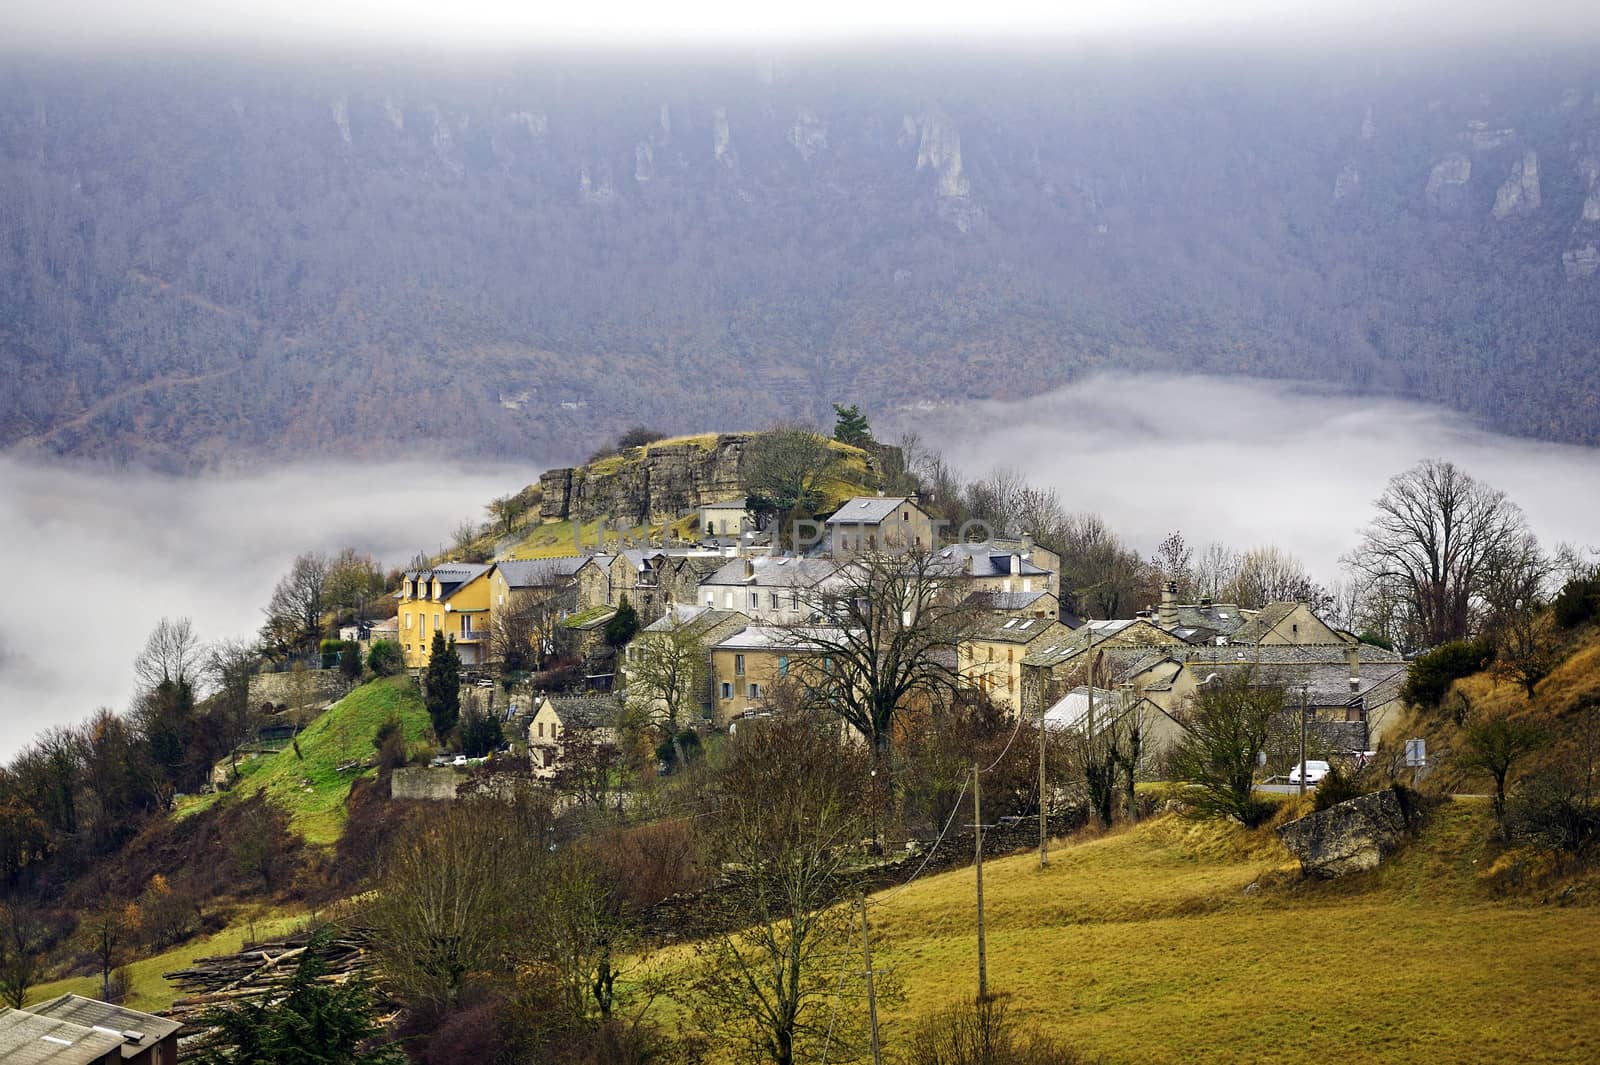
<box><xmin>423</xmin><ymin>631</ymin><xmax>461</xmax><ymax>742</ymax></box>
<box><xmin>831</xmin><ymin>402</ymin><xmax>871</xmax><ymax>446</ymax></box>
<box><xmin>604</xmin><ymin>595</ymin><xmax>640</xmax><ymax>650</ymax></box>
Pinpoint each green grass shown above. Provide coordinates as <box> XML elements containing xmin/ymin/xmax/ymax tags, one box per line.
<box><xmin>178</xmin><ymin>676</ymin><xmax>429</xmax><ymax>846</ymax></box>
<box><xmin>25</xmin><ymin>909</ymin><xmax>308</xmax><ymax>1014</ymax></box>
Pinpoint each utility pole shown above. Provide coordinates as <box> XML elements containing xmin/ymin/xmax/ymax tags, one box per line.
<box><xmin>1038</xmin><ymin>699</ymin><xmax>1049</xmax><ymax>867</ymax></box>
<box><xmin>972</xmin><ymin>761</ymin><xmax>988</xmax><ymax>1000</ymax></box>
<box><xmin>1298</xmin><ymin>684</ymin><xmax>1309</xmax><ymax>797</ymax></box>
<box><xmin>858</xmin><ymin>895</ymin><xmax>883</xmax><ymax>1065</ymax></box>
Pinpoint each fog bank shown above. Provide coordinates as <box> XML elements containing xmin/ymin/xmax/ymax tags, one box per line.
<box><xmin>906</xmin><ymin>374</ymin><xmax>1600</xmax><ymax>584</ymax></box>
<box><xmin>0</xmin><ymin>458</ymin><xmax>533</xmax><ymax>756</ymax></box>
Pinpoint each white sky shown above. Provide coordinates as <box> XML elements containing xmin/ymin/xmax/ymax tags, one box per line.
<box><xmin>2</xmin><ymin>0</ymin><xmax>1596</xmax><ymax>51</ymax></box>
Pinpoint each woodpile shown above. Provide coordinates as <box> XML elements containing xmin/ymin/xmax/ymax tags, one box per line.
<box><xmin>161</xmin><ymin>928</ymin><xmax>381</xmax><ymax>1058</ymax></box>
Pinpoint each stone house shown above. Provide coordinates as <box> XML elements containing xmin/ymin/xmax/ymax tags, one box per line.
<box><xmin>625</xmin><ymin>605</ymin><xmax>752</xmax><ymax>725</ymax></box>
<box><xmin>697</xmin><ymin>499</ymin><xmax>754</xmax><ymax>537</ymax></box>
<box><xmin>936</xmin><ymin>541</ymin><xmax>1060</xmax><ymax>603</ymax></box>
<box><xmin>959</xmin><ymin>617</ymin><xmax>1077</xmax><ymax>716</ymax></box>
<box><xmin>960</xmin><ymin>589</ymin><xmax>1060</xmax><ymax>620</ymax></box>
<box><xmin>528</xmin><ymin>694</ymin><xmax>623</xmax><ymax>776</ymax></box>
<box><xmin>697</xmin><ymin>556</ymin><xmax>843</xmax><ymax>623</ymax></box>
<box><xmin>1018</xmin><ymin>619</ymin><xmax>1189</xmax><ymax>720</ymax></box>
<box><xmin>708</xmin><ymin>625</ymin><xmax>837</xmax><ymax>728</ymax></box>
<box><xmin>825</xmin><ymin>496</ymin><xmax>935</xmax><ymax>557</ymax></box>
<box><xmin>575</xmin><ymin>549</ymin><xmax>726</xmax><ymax>626</ymax></box>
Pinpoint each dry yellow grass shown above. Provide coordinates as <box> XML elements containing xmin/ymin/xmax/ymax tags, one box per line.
<box><xmin>854</xmin><ymin>803</ymin><xmax>1600</xmax><ymax>1064</ymax></box>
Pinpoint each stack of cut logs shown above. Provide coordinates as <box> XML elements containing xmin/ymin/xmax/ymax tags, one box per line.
<box><xmin>161</xmin><ymin>928</ymin><xmax>382</xmax><ymax>1059</ymax></box>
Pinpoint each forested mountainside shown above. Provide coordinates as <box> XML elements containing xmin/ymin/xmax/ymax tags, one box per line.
<box><xmin>5</xmin><ymin>46</ymin><xmax>1600</xmax><ymax>470</ymax></box>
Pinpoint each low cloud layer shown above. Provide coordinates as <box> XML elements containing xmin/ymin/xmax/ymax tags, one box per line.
<box><xmin>0</xmin><ymin>457</ymin><xmax>533</xmax><ymax>756</ymax></box>
<box><xmin>908</xmin><ymin>373</ymin><xmax>1600</xmax><ymax>585</ymax></box>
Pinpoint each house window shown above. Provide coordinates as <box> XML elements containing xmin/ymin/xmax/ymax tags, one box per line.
<box><xmin>705</xmin><ymin>592</ymin><xmax>714</xmax><ymax>606</ymax></box>
<box><xmin>778</xmin><ymin>656</ymin><xmax>789</xmax><ymax>676</ymax></box>
<box><xmin>721</xmin><ymin>682</ymin><xmax>733</xmax><ymax>699</ymax></box>
<box><xmin>724</xmin><ymin>591</ymin><xmax>734</xmax><ymax>609</ymax></box>
<box><xmin>748</xmin><ymin>683</ymin><xmax>761</xmax><ymax>700</ymax></box>
<box><xmin>749</xmin><ymin>591</ymin><xmax>759</xmax><ymax>609</ymax></box>
<box><xmin>735</xmin><ymin>654</ymin><xmax>745</xmax><ymax>676</ymax></box>
<box><xmin>790</xmin><ymin>592</ymin><xmax>799</xmax><ymax>610</ymax></box>
<box><xmin>405</xmin><ymin>614</ymin><xmax>413</xmax><ymax>629</ymax></box>
<box><xmin>770</xmin><ymin>592</ymin><xmax>779</xmax><ymax>610</ymax></box>
<box><xmin>434</xmin><ymin>614</ymin><xmax>443</xmax><ymax>632</ymax></box>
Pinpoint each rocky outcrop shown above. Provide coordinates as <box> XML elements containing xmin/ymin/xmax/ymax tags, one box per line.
<box><xmin>788</xmin><ymin>108</ymin><xmax>827</xmax><ymax>161</ymax></box>
<box><xmin>712</xmin><ymin>106</ymin><xmax>735</xmax><ymax>166</ymax></box>
<box><xmin>579</xmin><ymin>165</ymin><xmax>616</xmax><ymax>205</ymax></box>
<box><xmin>1563</xmin><ymin>245</ymin><xmax>1600</xmax><ymax>280</ymax></box>
<box><xmin>538</xmin><ymin>434</ymin><xmax>754</xmax><ymax>524</ymax></box>
<box><xmin>1425</xmin><ymin>154</ymin><xmax>1472</xmax><ymax>213</ymax></box>
<box><xmin>1333</xmin><ymin>163</ymin><xmax>1361</xmax><ymax>201</ymax></box>
<box><xmin>1492</xmin><ymin>150</ymin><xmax>1540</xmax><ymax>219</ymax></box>
<box><xmin>1277</xmin><ymin>788</ymin><xmax>1423</xmax><ymax>878</ymax></box>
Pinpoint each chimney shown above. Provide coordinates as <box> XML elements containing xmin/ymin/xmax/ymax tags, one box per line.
<box><xmin>1346</xmin><ymin>644</ymin><xmax>1361</xmax><ymax>693</ymax></box>
<box><xmin>1158</xmin><ymin>580</ymin><xmax>1178</xmax><ymax>628</ymax></box>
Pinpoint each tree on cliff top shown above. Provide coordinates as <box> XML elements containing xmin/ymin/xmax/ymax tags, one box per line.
<box><xmin>742</xmin><ymin>426</ymin><xmax>840</xmax><ymax>547</ymax></box>
<box><xmin>831</xmin><ymin>403</ymin><xmax>871</xmax><ymax>447</ymax></box>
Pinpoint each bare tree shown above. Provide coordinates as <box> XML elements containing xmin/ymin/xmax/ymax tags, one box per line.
<box><xmin>1149</xmin><ymin>531</ymin><xmax>1195</xmax><ymax>600</ymax></box>
<box><xmin>133</xmin><ymin>616</ymin><xmax>202</xmax><ymax>692</ymax></box>
<box><xmin>786</xmin><ymin>548</ymin><xmax>977</xmax><ymax>765</ymax></box>
<box><xmin>1054</xmin><ymin>513</ymin><xmax>1150</xmax><ymax>619</ymax></box>
<box><xmin>490</xmin><ymin>586</ymin><xmax>567</xmax><ymax>674</ymax></box>
<box><xmin>326</xmin><ymin>548</ymin><xmax>387</xmax><ymax>624</ymax></box>
<box><xmin>741</xmin><ymin>426</ymin><xmax>841</xmax><ymax>547</ymax></box>
<box><xmin>689</xmin><ymin>711</ymin><xmax>874</xmax><ymax>1065</ymax></box>
<box><xmin>1345</xmin><ymin>460</ymin><xmax>1533</xmax><ymax>650</ymax></box>
<box><xmin>1224</xmin><ymin>545</ymin><xmax>1328</xmax><ymax>611</ymax></box>
<box><xmin>1193</xmin><ymin>541</ymin><xmax>1240</xmax><ymax>602</ymax></box>
<box><xmin>624</xmin><ymin>615</ymin><xmax>710</xmax><ymax>751</ymax></box>
<box><xmin>260</xmin><ymin>551</ymin><xmax>331</xmax><ymax>658</ymax></box>
<box><xmin>0</xmin><ymin>905</ymin><xmax>41</xmax><ymax>1008</ymax></box>
<box><xmin>1461</xmin><ymin>708</ymin><xmax>1545</xmax><ymax>835</ymax></box>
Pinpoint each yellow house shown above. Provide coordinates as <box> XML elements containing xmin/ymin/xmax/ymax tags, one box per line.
<box><xmin>708</xmin><ymin>625</ymin><xmax>837</xmax><ymax>728</ymax></box>
<box><xmin>397</xmin><ymin>563</ymin><xmax>492</xmax><ymax>668</ymax></box>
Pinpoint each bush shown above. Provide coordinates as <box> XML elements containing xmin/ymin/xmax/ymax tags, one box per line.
<box><xmin>1511</xmin><ymin>768</ymin><xmax>1600</xmax><ymax>861</ymax></box>
<box><xmin>1552</xmin><ymin>572</ymin><xmax>1600</xmax><ymax>630</ymax></box>
<box><xmin>339</xmin><ymin>640</ymin><xmax>364</xmax><ymax>681</ymax></box>
<box><xmin>1401</xmin><ymin>638</ymin><xmax>1494</xmax><ymax>709</ymax></box>
<box><xmin>319</xmin><ymin>638</ymin><xmax>343</xmax><ymax>668</ymax></box>
<box><xmin>1312</xmin><ymin>764</ymin><xmax>1366</xmax><ymax>811</ymax></box>
<box><xmin>906</xmin><ymin>996</ymin><xmax>1102</xmax><ymax>1065</ymax></box>
<box><xmin>367</xmin><ymin>640</ymin><xmax>403</xmax><ymax>677</ymax></box>
<box><xmin>373</xmin><ymin>714</ymin><xmax>408</xmax><ymax>771</ymax></box>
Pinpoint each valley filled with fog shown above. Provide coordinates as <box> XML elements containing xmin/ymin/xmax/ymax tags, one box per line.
<box><xmin>5</xmin><ymin>372</ymin><xmax>1600</xmax><ymax>754</ymax></box>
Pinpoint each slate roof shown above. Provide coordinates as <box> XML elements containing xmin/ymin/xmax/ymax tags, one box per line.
<box><xmin>0</xmin><ymin>1009</ymin><xmax>123</xmax><ymax>1065</ymax></box>
<box><xmin>493</xmin><ymin>557</ymin><xmax>589</xmax><ymax>588</ymax></box>
<box><xmin>711</xmin><ymin>625</ymin><xmax>844</xmax><ymax>652</ymax></box>
<box><xmin>962</xmin><ymin>589</ymin><xmax>1056</xmax><ymax>613</ymax></box>
<box><xmin>25</xmin><ymin>995</ymin><xmax>178</xmax><ymax>1057</ymax></box>
<box><xmin>702</xmin><ymin>556</ymin><xmax>841</xmax><ymax>589</ymax></box>
<box><xmin>1019</xmin><ymin>620</ymin><xmax>1178</xmax><ymax>668</ymax></box>
<box><xmin>934</xmin><ymin>543</ymin><xmax>1051</xmax><ymax>578</ymax></box>
<box><xmin>541</xmin><ymin>695</ymin><xmax>623</xmax><ymax>729</ymax></box>
<box><xmin>970</xmin><ymin>616</ymin><xmax>1066</xmax><ymax>644</ymax></box>
<box><xmin>1167</xmin><ymin>602</ymin><xmax>1250</xmax><ymax>635</ymax></box>
<box><xmin>824</xmin><ymin>496</ymin><xmax>914</xmax><ymax>525</ymax></box>
<box><xmin>405</xmin><ymin>563</ymin><xmax>489</xmax><ymax>600</ymax></box>
<box><xmin>640</xmin><ymin>605</ymin><xmax>749</xmax><ymax>638</ymax></box>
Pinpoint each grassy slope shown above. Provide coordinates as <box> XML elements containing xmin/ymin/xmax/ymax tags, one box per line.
<box><xmin>25</xmin><ymin>910</ymin><xmax>308</xmax><ymax>1014</ymax></box>
<box><xmin>178</xmin><ymin>676</ymin><xmax>429</xmax><ymax>846</ymax></box>
<box><xmin>856</xmin><ymin>803</ymin><xmax>1600</xmax><ymax>1065</ymax></box>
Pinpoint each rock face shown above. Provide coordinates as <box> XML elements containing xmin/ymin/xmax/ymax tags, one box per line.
<box><xmin>1276</xmin><ymin>788</ymin><xmax>1421</xmax><ymax>878</ymax></box>
<box><xmin>539</xmin><ymin>434</ymin><xmax>754</xmax><ymax>524</ymax></box>
<box><xmin>1563</xmin><ymin>245</ymin><xmax>1600</xmax><ymax>280</ymax></box>
<box><xmin>1425</xmin><ymin>154</ymin><xmax>1472</xmax><ymax>213</ymax></box>
<box><xmin>1492</xmin><ymin>150</ymin><xmax>1541</xmax><ymax>218</ymax></box>
<box><xmin>1333</xmin><ymin>163</ymin><xmax>1361</xmax><ymax>201</ymax></box>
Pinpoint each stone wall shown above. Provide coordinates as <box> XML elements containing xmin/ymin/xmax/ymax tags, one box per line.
<box><xmin>390</xmin><ymin>766</ymin><xmax>466</xmax><ymax>801</ymax></box>
<box><xmin>247</xmin><ymin>668</ymin><xmax>349</xmax><ymax>710</ymax></box>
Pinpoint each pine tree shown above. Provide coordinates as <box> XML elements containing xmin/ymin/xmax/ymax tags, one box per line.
<box><xmin>423</xmin><ymin>631</ymin><xmax>461</xmax><ymax>742</ymax></box>
<box><xmin>604</xmin><ymin>595</ymin><xmax>640</xmax><ymax>650</ymax></box>
<box><xmin>831</xmin><ymin>402</ymin><xmax>871</xmax><ymax>446</ymax></box>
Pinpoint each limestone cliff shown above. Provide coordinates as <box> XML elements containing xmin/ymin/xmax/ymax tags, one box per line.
<box><xmin>536</xmin><ymin>433</ymin><xmax>894</xmax><ymax>525</ymax></box>
<box><xmin>538</xmin><ymin>434</ymin><xmax>754</xmax><ymax>524</ymax></box>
